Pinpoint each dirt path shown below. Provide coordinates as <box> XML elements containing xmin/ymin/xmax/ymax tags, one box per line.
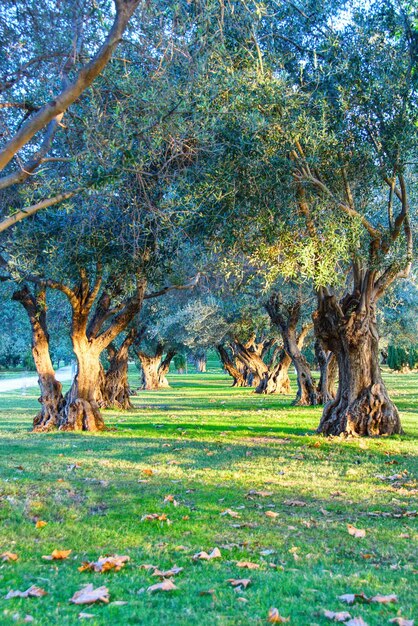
<box><xmin>0</xmin><ymin>366</ymin><xmax>73</xmax><ymax>393</ymax></box>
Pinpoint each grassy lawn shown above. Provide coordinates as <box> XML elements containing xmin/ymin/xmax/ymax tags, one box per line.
<box><xmin>0</xmin><ymin>362</ymin><xmax>416</xmax><ymax>625</ymax></box>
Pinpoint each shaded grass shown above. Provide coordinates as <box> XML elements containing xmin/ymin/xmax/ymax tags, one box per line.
<box><xmin>0</xmin><ymin>365</ymin><xmax>417</xmax><ymax>625</ymax></box>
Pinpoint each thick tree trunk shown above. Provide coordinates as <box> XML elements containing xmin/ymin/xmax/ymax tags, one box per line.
<box><xmin>12</xmin><ymin>285</ymin><xmax>64</xmax><ymax>431</ymax></box>
<box><xmin>101</xmin><ymin>330</ymin><xmax>136</xmax><ymax>410</ymax></box>
<box><xmin>255</xmin><ymin>350</ymin><xmax>291</xmax><ymax>394</ymax></box>
<box><xmin>59</xmin><ymin>338</ymin><xmax>105</xmax><ymax>431</ymax></box>
<box><xmin>315</xmin><ymin>340</ymin><xmax>337</xmax><ymax>405</ymax></box>
<box><xmin>194</xmin><ymin>350</ymin><xmax>207</xmax><ymax>372</ymax></box>
<box><xmin>217</xmin><ymin>344</ymin><xmax>247</xmax><ymax>387</ymax></box>
<box><xmin>314</xmin><ymin>290</ymin><xmax>402</xmax><ymax>436</ymax></box>
<box><xmin>136</xmin><ymin>344</ymin><xmax>171</xmax><ymax>390</ymax></box>
<box><xmin>158</xmin><ymin>348</ymin><xmax>176</xmax><ymax>387</ymax></box>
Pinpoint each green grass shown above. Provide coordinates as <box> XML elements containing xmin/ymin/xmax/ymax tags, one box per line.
<box><xmin>0</xmin><ymin>363</ymin><xmax>417</xmax><ymax>625</ymax></box>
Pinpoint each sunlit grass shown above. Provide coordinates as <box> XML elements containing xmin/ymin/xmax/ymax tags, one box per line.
<box><xmin>0</xmin><ymin>363</ymin><xmax>416</xmax><ymax>625</ymax></box>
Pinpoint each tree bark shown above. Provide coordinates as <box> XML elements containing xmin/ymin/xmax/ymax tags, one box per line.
<box><xmin>158</xmin><ymin>348</ymin><xmax>176</xmax><ymax>387</ymax></box>
<box><xmin>135</xmin><ymin>343</ymin><xmax>170</xmax><ymax>390</ymax></box>
<box><xmin>194</xmin><ymin>350</ymin><xmax>207</xmax><ymax>372</ymax></box>
<box><xmin>102</xmin><ymin>329</ymin><xmax>136</xmax><ymax>410</ymax></box>
<box><xmin>315</xmin><ymin>339</ymin><xmax>337</xmax><ymax>404</ymax></box>
<box><xmin>217</xmin><ymin>344</ymin><xmax>247</xmax><ymax>387</ymax></box>
<box><xmin>255</xmin><ymin>349</ymin><xmax>292</xmax><ymax>394</ymax></box>
<box><xmin>314</xmin><ymin>285</ymin><xmax>402</xmax><ymax>436</ymax></box>
<box><xmin>266</xmin><ymin>294</ymin><xmax>318</xmax><ymax>405</ymax></box>
<box><xmin>12</xmin><ymin>285</ymin><xmax>64</xmax><ymax>431</ymax></box>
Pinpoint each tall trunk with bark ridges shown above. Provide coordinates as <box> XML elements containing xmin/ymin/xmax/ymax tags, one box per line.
<box><xmin>314</xmin><ymin>281</ymin><xmax>402</xmax><ymax>436</ymax></box>
<box><xmin>265</xmin><ymin>294</ymin><xmax>318</xmax><ymax>406</ymax></box>
<box><xmin>102</xmin><ymin>329</ymin><xmax>136</xmax><ymax>410</ymax></box>
<box><xmin>255</xmin><ymin>349</ymin><xmax>291</xmax><ymax>394</ymax></box>
<box><xmin>217</xmin><ymin>344</ymin><xmax>247</xmax><ymax>387</ymax></box>
<box><xmin>13</xmin><ymin>285</ymin><xmax>64</xmax><ymax>431</ymax></box>
<box><xmin>315</xmin><ymin>339</ymin><xmax>337</xmax><ymax>405</ymax></box>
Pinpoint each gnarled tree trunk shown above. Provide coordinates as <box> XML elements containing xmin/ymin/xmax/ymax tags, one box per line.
<box><xmin>266</xmin><ymin>294</ymin><xmax>318</xmax><ymax>406</ymax></box>
<box><xmin>60</xmin><ymin>337</ymin><xmax>105</xmax><ymax>431</ymax></box>
<box><xmin>315</xmin><ymin>339</ymin><xmax>337</xmax><ymax>405</ymax></box>
<box><xmin>314</xmin><ymin>285</ymin><xmax>402</xmax><ymax>436</ymax></box>
<box><xmin>158</xmin><ymin>348</ymin><xmax>176</xmax><ymax>387</ymax></box>
<box><xmin>194</xmin><ymin>350</ymin><xmax>207</xmax><ymax>372</ymax></box>
<box><xmin>13</xmin><ymin>285</ymin><xmax>64</xmax><ymax>431</ymax></box>
<box><xmin>135</xmin><ymin>343</ymin><xmax>173</xmax><ymax>390</ymax></box>
<box><xmin>255</xmin><ymin>349</ymin><xmax>292</xmax><ymax>395</ymax></box>
<box><xmin>102</xmin><ymin>329</ymin><xmax>136</xmax><ymax>410</ymax></box>
<box><xmin>217</xmin><ymin>344</ymin><xmax>247</xmax><ymax>387</ymax></box>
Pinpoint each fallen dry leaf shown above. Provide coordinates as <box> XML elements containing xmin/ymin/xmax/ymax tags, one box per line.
<box><xmin>283</xmin><ymin>500</ymin><xmax>306</xmax><ymax>507</ymax></box>
<box><xmin>221</xmin><ymin>509</ymin><xmax>241</xmax><ymax>518</ymax></box>
<box><xmin>370</xmin><ymin>594</ymin><xmax>397</xmax><ymax>604</ymax></box>
<box><xmin>338</xmin><ymin>593</ymin><xmax>369</xmax><ymax>605</ymax></box>
<box><xmin>389</xmin><ymin>618</ymin><xmax>414</xmax><ymax>626</ymax></box>
<box><xmin>347</xmin><ymin>524</ymin><xmax>366</xmax><ymax>538</ymax></box>
<box><xmin>152</xmin><ymin>566</ymin><xmax>183</xmax><ymax>578</ymax></box>
<box><xmin>345</xmin><ymin>618</ymin><xmax>368</xmax><ymax>626</ymax></box>
<box><xmin>267</xmin><ymin>607</ymin><xmax>290</xmax><ymax>623</ymax></box>
<box><xmin>1</xmin><ymin>552</ymin><xmax>18</xmax><ymax>562</ymax></box>
<box><xmin>78</xmin><ymin>555</ymin><xmax>129</xmax><ymax>573</ymax></box>
<box><xmin>35</xmin><ymin>520</ymin><xmax>47</xmax><ymax>529</ymax></box>
<box><xmin>236</xmin><ymin>561</ymin><xmax>260</xmax><ymax>569</ymax></box>
<box><xmin>70</xmin><ymin>584</ymin><xmax>109</xmax><ymax>605</ymax></box>
<box><xmin>141</xmin><ymin>513</ymin><xmax>170</xmax><ymax>523</ymax></box>
<box><xmin>193</xmin><ymin>547</ymin><xmax>221</xmax><ymax>561</ymax></box>
<box><xmin>163</xmin><ymin>495</ymin><xmax>179</xmax><ymax>506</ymax></box>
<box><xmin>265</xmin><ymin>511</ymin><xmax>279</xmax><ymax>519</ymax></box>
<box><xmin>147</xmin><ymin>579</ymin><xmax>177</xmax><ymax>593</ymax></box>
<box><xmin>142</xmin><ymin>469</ymin><xmax>154</xmax><ymax>476</ymax></box>
<box><xmin>246</xmin><ymin>490</ymin><xmax>273</xmax><ymax>498</ymax></box>
<box><xmin>78</xmin><ymin>613</ymin><xmax>95</xmax><ymax>620</ymax></box>
<box><xmin>227</xmin><ymin>578</ymin><xmax>251</xmax><ymax>589</ymax></box>
<box><xmin>42</xmin><ymin>549</ymin><xmax>72</xmax><ymax>561</ymax></box>
<box><xmin>323</xmin><ymin>609</ymin><xmax>352</xmax><ymax>621</ymax></box>
<box><xmin>5</xmin><ymin>585</ymin><xmax>47</xmax><ymax>599</ymax></box>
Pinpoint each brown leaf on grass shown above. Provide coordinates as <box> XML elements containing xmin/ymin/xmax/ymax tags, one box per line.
<box><xmin>347</xmin><ymin>524</ymin><xmax>366</xmax><ymax>538</ymax></box>
<box><xmin>236</xmin><ymin>561</ymin><xmax>260</xmax><ymax>569</ymax></box>
<box><xmin>361</xmin><ymin>553</ymin><xmax>373</xmax><ymax>560</ymax></box>
<box><xmin>338</xmin><ymin>593</ymin><xmax>369</xmax><ymax>605</ymax></box>
<box><xmin>345</xmin><ymin>618</ymin><xmax>368</xmax><ymax>626</ymax></box>
<box><xmin>42</xmin><ymin>549</ymin><xmax>72</xmax><ymax>561</ymax></box>
<box><xmin>265</xmin><ymin>511</ymin><xmax>279</xmax><ymax>519</ymax></box>
<box><xmin>163</xmin><ymin>495</ymin><xmax>179</xmax><ymax>506</ymax></box>
<box><xmin>152</xmin><ymin>566</ymin><xmax>183</xmax><ymax>578</ymax></box>
<box><xmin>227</xmin><ymin>578</ymin><xmax>251</xmax><ymax>589</ymax></box>
<box><xmin>70</xmin><ymin>584</ymin><xmax>109</xmax><ymax>605</ymax></box>
<box><xmin>246</xmin><ymin>490</ymin><xmax>273</xmax><ymax>498</ymax></box>
<box><xmin>193</xmin><ymin>547</ymin><xmax>221</xmax><ymax>561</ymax></box>
<box><xmin>78</xmin><ymin>555</ymin><xmax>129</xmax><ymax>573</ymax></box>
<box><xmin>142</xmin><ymin>469</ymin><xmax>154</xmax><ymax>476</ymax></box>
<box><xmin>5</xmin><ymin>585</ymin><xmax>47</xmax><ymax>599</ymax></box>
<box><xmin>78</xmin><ymin>613</ymin><xmax>95</xmax><ymax>620</ymax></box>
<box><xmin>221</xmin><ymin>509</ymin><xmax>241</xmax><ymax>519</ymax></box>
<box><xmin>147</xmin><ymin>579</ymin><xmax>177</xmax><ymax>593</ymax></box>
<box><xmin>35</xmin><ymin>520</ymin><xmax>47</xmax><ymax>528</ymax></box>
<box><xmin>267</xmin><ymin>607</ymin><xmax>290</xmax><ymax>623</ymax></box>
<box><xmin>198</xmin><ymin>589</ymin><xmax>216</xmax><ymax>597</ymax></box>
<box><xmin>1</xmin><ymin>552</ymin><xmax>18</xmax><ymax>562</ymax></box>
<box><xmin>370</xmin><ymin>594</ymin><xmax>397</xmax><ymax>604</ymax></box>
<box><xmin>141</xmin><ymin>513</ymin><xmax>170</xmax><ymax>523</ymax></box>
<box><xmin>389</xmin><ymin>618</ymin><xmax>414</xmax><ymax>626</ymax></box>
<box><xmin>139</xmin><ymin>564</ymin><xmax>158</xmax><ymax>570</ymax></box>
<box><xmin>283</xmin><ymin>500</ymin><xmax>307</xmax><ymax>507</ymax></box>
<box><xmin>323</xmin><ymin>610</ymin><xmax>352</xmax><ymax>621</ymax></box>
